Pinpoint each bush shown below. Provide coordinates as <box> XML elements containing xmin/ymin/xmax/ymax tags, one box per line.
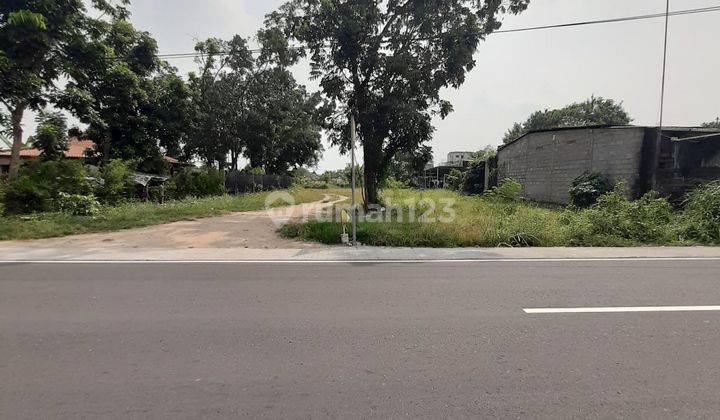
<box><xmin>56</xmin><ymin>192</ymin><xmax>101</xmax><ymax>216</ymax></box>
<box><xmin>167</xmin><ymin>167</ymin><xmax>226</xmax><ymax>199</ymax></box>
<box><xmin>445</xmin><ymin>170</ymin><xmax>464</xmax><ymax>191</ymax></box>
<box><xmin>680</xmin><ymin>181</ymin><xmax>720</xmax><ymax>243</ymax></box>
<box><xmin>302</xmin><ymin>180</ymin><xmax>331</xmax><ymax>189</ymax></box>
<box><xmin>461</xmin><ymin>160</ymin><xmax>487</xmax><ymax>195</ymax></box>
<box><xmin>3</xmin><ymin>160</ymin><xmax>93</xmax><ymax>214</ymax></box>
<box><xmin>0</xmin><ymin>177</ymin><xmax>6</xmax><ymax>214</ymax></box>
<box><xmin>3</xmin><ymin>176</ymin><xmax>51</xmax><ymax>214</ymax></box>
<box><xmin>486</xmin><ymin>178</ymin><xmax>522</xmax><ymax>202</ymax></box>
<box><xmin>23</xmin><ymin>159</ymin><xmax>92</xmax><ymax>196</ymax></box>
<box><xmin>98</xmin><ymin>160</ymin><xmax>136</xmax><ymax>204</ymax></box>
<box><xmin>383</xmin><ymin>177</ymin><xmax>409</xmax><ymax>190</ymax></box>
<box><xmin>569</xmin><ymin>171</ymin><xmax>613</xmax><ymax>208</ymax></box>
<box><xmin>564</xmin><ymin>186</ymin><xmax>675</xmax><ymax>246</ymax></box>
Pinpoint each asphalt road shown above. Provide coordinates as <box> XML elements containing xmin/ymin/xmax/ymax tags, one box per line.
<box><xmin>2</xmin><ymin>260</ymin><xmax>720</xmax><ymax>419</ymax></box>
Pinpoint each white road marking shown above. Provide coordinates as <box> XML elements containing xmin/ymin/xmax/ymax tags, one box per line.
<box><xmin>1</xmin><ymin>257</ymin><xmax>720</xmax><ymax>264</ymax></box>
<box><xmin>524</xmin><ymin>306</ymin><xmax>720</xmax><ymax>314</ymax></box>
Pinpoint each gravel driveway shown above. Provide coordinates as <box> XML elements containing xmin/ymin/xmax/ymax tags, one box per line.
<box><xmin>3</xmin><ymin>194</ymin><xmax>346</xmax><ymax>250</ymax></box>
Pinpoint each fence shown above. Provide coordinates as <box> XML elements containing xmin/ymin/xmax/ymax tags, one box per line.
<box><xmin>225</xmin><ymin>171</ymin><xmax>294</xmax><ymax>194</ymax></box>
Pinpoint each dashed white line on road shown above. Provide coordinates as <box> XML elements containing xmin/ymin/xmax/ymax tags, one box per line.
<box><xmin>524</xmin><ymin>306</ymin><xmax>720</xmax><ymax>314</ymax></box>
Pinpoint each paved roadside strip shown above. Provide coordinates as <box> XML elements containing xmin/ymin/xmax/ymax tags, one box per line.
<box><xmin>1</xmin><ymin>245</ymin><xmax>720</xmax><ymax>262</ymax></box>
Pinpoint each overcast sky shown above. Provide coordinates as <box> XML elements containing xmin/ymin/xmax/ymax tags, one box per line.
<box><xmin>24</xmin><ymin>0</ymin><xmax>720</xmax><ymax>171</ymax></box>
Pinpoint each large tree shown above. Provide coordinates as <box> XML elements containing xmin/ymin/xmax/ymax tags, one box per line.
<box><xmin>242</xmin><ymin>67</ymin><xmax>329</xmax><ymax>173</ymax></box>
<box><xmin>59</xmin><ymin>18</ymin><xmax>166</xmax><ymax>163</ymax></box>
<box><xmin>268</xmin><ymin>0</ymin><xmax>530</xmax><ymax>205</ymax></box>
<box><xmin>187</xmin><ymin>32</ymin><xmax>329</xmax><ymax>173</ymax></box>
<box><xmin>502</xmin><ymin>96</ymin><xmax>633</xmax><ymax>144</ymax></box>
<box><xmin>144</xmin><ymin>65</ymin><xmax>193</xmax><ymax>158</ymax></box>
<box><xmin>388</xmin><ymin>145</ymin><xmax>433</xmax><ymax>185</ymax></box>
<box><xmin>0</xmin><ymin>0</ymin><xmax>127</xmax><ymax>179</ymax></box>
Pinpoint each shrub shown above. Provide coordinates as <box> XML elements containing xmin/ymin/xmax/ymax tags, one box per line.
<box><xmin>569</xmin><ymin>171</ymin><xmax>613</xmax><ymax>208</ymax></box>
<box><xmin>167</xmin><ymin>167</ymin><xmax>225</xmax><ymax>199</ymax></box>
<box><xmin>302</xmin><ymin>180</ymin><xmax>330</xmax><ymax>189</ymax></box>
<box><xmin>461</xmin><ymin>160</ymin><xmax>487</xmax><ymax>195</ymax></box>
<box><xmin>3</xmin><ymin>176</ymin><xmax>51</xmax><ymax>214</ymax></box>
<box><xmin>383</xmin><ymin>177</ymin><xmax>410</xmax><ymax>190</ymax></box>
<box><xmin>680</xmin><ymin>181</ymin><xmax>720</xmax><ymax>243</ymax></box>
<box><xmin>445</xmin><ymin>170</ymin><xmax>464</xmax><ymax>191</ymax></box>
<box><xmin>22</xmin><ymin>159</ymin><xmax>92</xmax><ymax>196</ymax></box>
<box><xmin>56</xmin><ymin>192</ymin><xmax>101</xmax><ymax>216</ymax></box>
<box><xmin>98</xmin><ymin>160</ymin><xmax>136</xmax><ymax>204</ymax></box>
<box><xmin>0</xmin><ymin>177</ymin><xmax>6</xmax><ymax>214</ymax></box>
<box><xmin>486</xmin><ymin>178</ymin><xmax>522</xmax><ymax>202</ymax></box>
<box><xmin>3</xmin><ymin>160</ymin><xmax>94</xmax><ymax>214</ymax></box>
<box><xmin>564</xmin><ymin>186</ymin><xmax>675</xmax><ymax>246</ymax></box>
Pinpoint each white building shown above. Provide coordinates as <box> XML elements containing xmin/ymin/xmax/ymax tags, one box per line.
<box><xmin>445</xmin><ymin>151</ymin><xmax>473</xmax><ymax>167</ymax></box>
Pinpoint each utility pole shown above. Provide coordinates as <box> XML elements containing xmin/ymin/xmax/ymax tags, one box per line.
<box><xmin>659</xmin><ymin>0</ymin><xmax>670</xmax><ymax>131</ymax></box>
<box><xmin>350</xmin><ymin>112</ymin><xmax>358</xmax><ymax>246</ymax></box>
<box><xmin>652</xmin><ymin>0</ymin><xmax>671</xmax><ymax>192</ymax></box>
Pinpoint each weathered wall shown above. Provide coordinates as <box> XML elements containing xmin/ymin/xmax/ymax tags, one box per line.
<box><xmin>654</xmin><ymin>136</ymin><xmax>720</xmax><ymax>202</ymax></box>
<box><xmin>497</xmin><ymin>127</ymin><xmax>648</xmax><ymax>204</ymax></box>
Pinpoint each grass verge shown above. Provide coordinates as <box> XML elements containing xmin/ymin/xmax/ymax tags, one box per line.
<box><xmin>0</xmin><ymin>188</ymin><xmax>330</xmax><ymax>241</ymax></box>
<box><xmin>280</xmin><ymin>187</ymin><xmax>719</xmax><ymax>248</ymax></box>
<box><xmin>281</xmin><ymin>189</ymin><xmax>568</xmax><ymax>247</ymax></box>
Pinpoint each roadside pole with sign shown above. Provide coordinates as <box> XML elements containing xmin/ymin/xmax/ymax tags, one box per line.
<box><xmin>350</xmin><ymin>113</ymin><xmax>358</xmax><ymax>246</ymax></box>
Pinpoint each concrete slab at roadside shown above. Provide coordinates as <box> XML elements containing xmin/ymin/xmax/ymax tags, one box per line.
<box><xmin>1</xmin><ymin>245</ymin><xmax>720</xmax><ymax>262</ymax></box>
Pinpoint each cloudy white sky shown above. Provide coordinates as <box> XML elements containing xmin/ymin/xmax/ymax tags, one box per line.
<box><xmin>24</xmin><ymin>0</ymin><xmax>720</xmax><ymax>171</ymax></box>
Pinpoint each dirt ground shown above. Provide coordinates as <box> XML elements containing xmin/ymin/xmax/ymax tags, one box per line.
<box><xmin>7</xmin><ymin>194</ymin><xmax>346</xmax><ymax>250</ymax></box>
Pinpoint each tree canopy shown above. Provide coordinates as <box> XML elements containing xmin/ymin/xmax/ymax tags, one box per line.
<box><xmin>31</xmin><ymin>110</ymin><xmax>69</xmax><ymax>161</ymax></box>
<box><xmin>187</xmin><ymin>32</ymin><xmax>330</xmax><ymax>173</ymax></box>
<box><xmin>0</xmin><ymin>0</ymin><xmax>129</xmax><ymax>178</ymax></box>
<box><xmin>502</xmin><ymin>96</ymin><xmax>633</xmax><ymax>144</ymax></box>
<box><xmin>388</xmin><ymin>145</ymin><xmax>433</xmax><ymax>185</ymax></box>
<box><xmin>58</xmin><ymin>18</ymin><xmax>170</xmax><ymax>165</ymax></box>
<box><xmin>268</xmin><ymin>0</ymin><xmax>530</xmax><ymax>205</ymax></box>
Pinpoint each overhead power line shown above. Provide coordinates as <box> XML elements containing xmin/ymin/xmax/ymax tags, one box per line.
<box><xmin>153</xmin><ymin>5</ymin><xmax>720</xmax><ymax>60</ymax></box>
<box><xmin>493</xmin><ymin>4</ymin><xmax>720</xmax><ymax>33</ymax></box>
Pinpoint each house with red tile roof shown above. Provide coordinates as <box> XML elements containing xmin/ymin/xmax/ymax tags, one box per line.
<box><xmin>0</xmin><ymin>138</ymin><xmax>191</xmax><ymax>174</ymax></box>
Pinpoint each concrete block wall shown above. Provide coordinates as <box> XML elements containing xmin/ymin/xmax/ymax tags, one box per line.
<box><xmin>497</xmin><ymin>127</ymin><xmax>647</xmax><ymax>204</ymax></box>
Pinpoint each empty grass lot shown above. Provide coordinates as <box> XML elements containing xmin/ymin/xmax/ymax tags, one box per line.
<box><xmin>280</xmin><ymin>186</ymin><xmax>720</xmax><ymax>247</ymax></box>
<box><xmin>281</xmin><ymin>189</ymin><xmax>569</xmax><ymax>247</ymax></box>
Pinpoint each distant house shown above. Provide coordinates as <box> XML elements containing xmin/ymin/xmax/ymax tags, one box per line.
<box><xmin>421</xmin><ymin>151</ymin><xmax>475</xmax><ymax>188</ymax></box>
<box><xmin>0</xmin><ymin>138</ymin><xmax>192</xmax><ymax>175</ymax></box>
<box><xmin>496</xmin><ymin>125</ymin><xmax>720</xmax><ymax>204</ymax></box>
<box><xmin>0</xmin><ymin>138</ymin><xmax>95</xmax><ymax>173</ymax></box>
<box><xmin>162</xmin><ymin>155</ymin><xmax>194</xmax><ymax>174</ymax></box>
<box><xmin>445</xmin><ymin>151</ymin><xmax>474</xmax><ymax>168</ymax></box>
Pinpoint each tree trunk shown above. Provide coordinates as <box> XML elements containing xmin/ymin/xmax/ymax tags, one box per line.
<box><xmin>363</xmin><ymin>164</ymin><xmax>380</xmax><ymax>209</ymax></box>
<box><xmin>230</xmin><ymin>149</ymin><xmax>240</xmax><ymax>170</ymax></box>
<box><xmin>362</xmin><ymin>141</ymin><xmax>383</xmax><ymax>208</ymax></box>
<box><xmin>8</xmin><ymin>104</ymin><xmax>27</xmax><ymax>181</ymax></box>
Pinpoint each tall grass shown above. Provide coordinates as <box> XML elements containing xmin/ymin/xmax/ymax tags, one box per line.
<box><xmin>282</xmin><ymin>185</ymin><xmax>720</xmax><ymax>248</ymax></box>
<box><xmin>282</xmin><ymin>189</ymin><xmax>567</xmax><ymax>247</ymax></box>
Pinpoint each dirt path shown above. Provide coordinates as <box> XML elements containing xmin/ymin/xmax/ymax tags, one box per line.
<box><xmin>9</xmin><ymin>194</ymin><xmax>346</xmax><ymax>250</ymax></box>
